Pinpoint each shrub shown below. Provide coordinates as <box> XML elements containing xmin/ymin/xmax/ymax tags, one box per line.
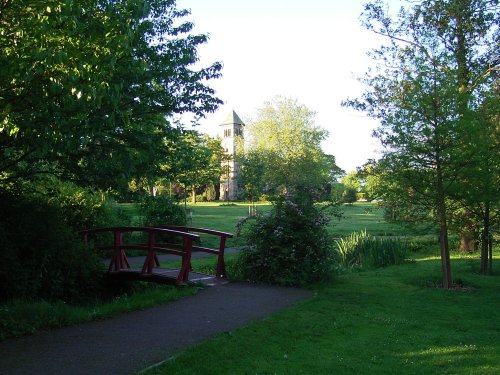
<box><xmin>0</xmin><ymin>190</ymin><xmax>105</xmax><ymax>303</ymax></box>
<box><xmin>236</xmin><ymin>192</ymin><xmax>335</xmax><ymax>286</ymax></box>
<box><xmin>34</xmin><ymin>177</ymin><xmax>130</xmax><ymax>231</ymax></box>
<box><xmin>334</xmin><ymin>230</ymin><xmax>409</xmax><ymax>269</ymax></box>
<box><xmin>342</xmin><ymin>188</ymin><xmax>357</xmax><ymax>204</ymax></box>
<box><xmin>140</xmin><ymin>195</ymin><xmax>187</xmax><ymax>226</ymax></box>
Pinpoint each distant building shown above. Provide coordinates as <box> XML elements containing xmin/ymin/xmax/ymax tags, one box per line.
<box><xmin>219</xmin><ymin>110</ymin><xmax>244</xmax><ymax>201</ymax></box>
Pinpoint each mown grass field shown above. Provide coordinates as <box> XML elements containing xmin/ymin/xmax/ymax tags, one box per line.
<box><xmin>188</xmin><ymin>202</ymin><xmax>403</xmax><ymax>234</ymax></box>
<box><xmin>145</xmin><ymin>251</ymin><xmax>500</xmax><ymax>375</ymax></box>
<box><xmin>328</xmin><ymin>202</ymin><xmax>405</xmax><ymax>236</ymax></box>
<box><xmin>121</xmin><ymin>201</ymin><xmax>405</xmax><ymax>248</ymax></box>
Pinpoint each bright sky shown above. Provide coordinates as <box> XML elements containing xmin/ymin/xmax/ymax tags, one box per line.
<box><xmin>177</xmin><ymin>0</ymin><xmax>399</xmax><ymax>172</ymax></box>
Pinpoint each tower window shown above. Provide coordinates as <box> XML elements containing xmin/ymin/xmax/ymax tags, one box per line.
<box><xmin>224</xmin><ymin>129</ymin><xmax>232</xmax><ymax>137</ymax></box>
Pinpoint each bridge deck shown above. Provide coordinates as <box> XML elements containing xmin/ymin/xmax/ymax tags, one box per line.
<box><xmin>108</xmin><ymin>267</ymin><xmax>229</xmax><ymax>286</ymax></box>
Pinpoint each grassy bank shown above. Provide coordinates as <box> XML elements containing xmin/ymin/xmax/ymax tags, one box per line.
<box><xmin>0</xmin><ymin>285</ymin><xmax>196</xmax><ymax>340</ymax></box>
<box><xmin>144</xmin><ymin>251</ymin><xmax>500</xmax><ymax>375</ymax></box>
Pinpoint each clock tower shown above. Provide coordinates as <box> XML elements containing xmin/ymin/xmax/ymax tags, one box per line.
<box><xmin>219</xmin><ymin>110</ymin><xmax>244</xmax><ymax>201</ymax></box>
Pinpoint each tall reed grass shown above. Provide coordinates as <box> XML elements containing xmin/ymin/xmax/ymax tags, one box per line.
<box><xmin>334</xmin><ymin>230</ymin><xmax>410</xmax><ymax>269</ymax></box>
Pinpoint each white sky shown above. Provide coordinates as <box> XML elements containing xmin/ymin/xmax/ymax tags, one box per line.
<box><xmin>177</xmin><ymin>0</ymin><xmax>400</xmax><ymax>172</ymax></box>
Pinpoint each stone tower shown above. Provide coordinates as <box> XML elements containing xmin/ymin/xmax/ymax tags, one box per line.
<box><xmin>219</xmin><ymin>110</ymin><xmax>244</xmax><ymax>201</ymax></box>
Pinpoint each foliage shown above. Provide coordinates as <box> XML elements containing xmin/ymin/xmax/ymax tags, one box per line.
<box><xmin>170</xmin><ymin>130</ymin><xmax>223</xmax><ymax>203</ymax></box>
<box><xmin>334</xmin><ymin>230</ymin><xmax>410</xmax><ymax>269</ymax></box>
<box><xmin>203</xmin><ymin>182</ymin><xmax>217</xmax><ymax>201</ymax></box>
<box><xmin>28</xmin><ymin>177</ymin><xmax>130</xmax><ymax>231</ymax></box>
<box><xmin>242</xmin><ymin>96</ymin><xmax>338</xmax><ymax>199</ymax></box>
<box><xmin>238</xmin><ymin>149</ymin><xmax>266</xmax><ymax>202</ymax></box>
<box><xmin>0</xmin><ymin>190</ymin><xmax>105</xmax><ymax>303</ymax></box>
<box><xmin>342</xmin><ymin>187</ymin><xmax>357</xmax><ymax>204</ymax></box>
<box><xmin>343</xmin><ymin>0</ymin><xmax>499</xmax><ymax>287</ymax></box>
<box><xmin>341</xmin><ymin>171</ymin><xmax>362</xmax><ymax>192</ymax></box>
<box><xmin>140</xmin><ymin>195</ymin><xmax>187</xmax><ymax>227</ymax></box>
<box><xmin>236</xmin><ymin>191</ymin><xmax>335</xmax><ymax>286</ymax></box>
<box><xmin>0</xmin><ymin>0</ymin><xmax>222</xmax><ymax>191</ymax></box>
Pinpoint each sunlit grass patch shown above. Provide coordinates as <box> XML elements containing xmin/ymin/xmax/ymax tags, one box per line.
<box><xmin>144</xmin><ymin>250</ymin><xmax>500</xmax><ymax>375</ymax></box>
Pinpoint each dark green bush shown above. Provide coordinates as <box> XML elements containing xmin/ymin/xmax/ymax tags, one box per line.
<box><xmin>0</xmin><ymin>190</ymin><xmax>105</xmax><ymax>303</ymax></box>
<box><xmin>342</xmin><ymin>188</ymin><xmax>357</xmax><ymax>204</ymax></box>
<box><xmin>236</xmin><ymin>192</ymin><xmax>335</xmax><ymax>286</ymax></box>
<box><xmin>37</xmin><ymin>177</ymin><xmax>130</xmax><ymax>231</ymax></box>
<box><xmin>140</xmin><ymin>195</ymin><xmax>187</xmax><ymax>226</ymax></box>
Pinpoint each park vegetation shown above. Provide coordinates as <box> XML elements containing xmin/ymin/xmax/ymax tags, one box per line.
<box><xmin>343</xmin><ymin>0</ymin><xmax>499</xmax><ymax>286</ymax></box>
<box><xmin>234</xmin><ymin>97</ymin><xmax>344</xmax><ymax>285</ymax></box>
<box><xmin>238</xmin><ymin>96</ymin><xmax>343</xmax><ymax>202</ymax></box>
<box><xmin>0</xmin><ymin>2</ymin><xmax>498</xmax><ymax>365</ymax></box>
<box><xmin>0</xmin><ymin>0</ymin><xmax>223</xmax><ymax>302</ymax></box>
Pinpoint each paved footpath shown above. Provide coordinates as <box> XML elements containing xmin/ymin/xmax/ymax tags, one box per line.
<box><xmin>0</xmin><ymin>282</ymin><xmax>312</xmax><ymax>375</ymax></box>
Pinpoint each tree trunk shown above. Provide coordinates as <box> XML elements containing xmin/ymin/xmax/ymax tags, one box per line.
<box><xmin>438</xmin><ymin>213</ymin><xmax>453</xmax><ymax>289</ymax></box>
<box><xmin>191</xmin><ymin>185</ymin><xmax>196</xmax><ymax>204</ymax></box>
<box><xmin>436</xmin><ymin>164</ymin><xmax>453</xmax><ymax>289</ymax></box>
<box><xmin>149</xmin><ymin>185</ymin><xmax>157</xmax><ymax>197</ymax></box>
<box><xmin>480</xmin><ymin>200</ymin><xmax>490</xmax><ymax>274</ymax></box>
<box><xmin>459</xmin><ymin>230</ymin><xmax>477</xmax><ymax>253</ymax></box>
<box><xmin>215</xmin><ymin>182</ymin><xmax>220</xmax><ymax>200</ymax></box>
<box><xmin>488</xmin><ymin>234</ymin><xmax>493</xmax><ymax>273</ymax></box>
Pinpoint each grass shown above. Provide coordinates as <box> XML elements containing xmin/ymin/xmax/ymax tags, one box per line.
<box><xmin>187</xmin><ymin>201</ymin><xmax>271</xmax><ymax>248</ymax></box>
<box><xmin>119</xmin><ymin>201</ymin><xmax>404</xmax><ymax>247</ymax></box>
<box><xmin>0</xmin><ymin>284</ymin><xmax>196</xmax><ymax>340</ymax></box>
<box><xmin>143</xmin><ymin>250</ymin><xmax>500</xmax><ymax>375</ymax></box>
<box><xmin>329</xmin><ymin>202</ymin><xmax>405</xmax><ymax>237</ymax></box>
<box><xmin>3</xmin><ymin>199</ymin><xmax>498</xmax><ymax>375</ymax></box>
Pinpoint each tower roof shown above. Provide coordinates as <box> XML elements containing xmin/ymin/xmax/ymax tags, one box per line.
<box><xmin>220</xmin><ymin>110</ymin><xmax>244</xmax><ymax>126</ymax></box>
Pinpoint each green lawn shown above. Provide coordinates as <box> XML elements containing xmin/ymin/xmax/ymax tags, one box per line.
<box><xmin>144</xmin><ymin>251</ymin><xmax>500</xmax><ymax>375</ymax></box>
<box><xmin>119</xmin><ymin>201</ymin><xmax>405</xmax><ymax>248</ymax></box>
<box><xmin>329</xmin><ymin>202</ymin><xmax>405</xmax><ymax>237</ymax></box>
<box><xmin>187</xmin><ymin>201</ymin><xmax>271</xmax><ymax>248</ymax></box>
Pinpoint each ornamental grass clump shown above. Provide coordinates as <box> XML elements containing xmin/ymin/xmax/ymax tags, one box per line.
<box><xmin>334</xmin><ymin>230</ymin><xmax>409</xmax><ymax>269</ymax></box>
<box><xmin>237</xmin><ymin>192</ymin><xmax>335</xmax><ymax>286</ymax></box>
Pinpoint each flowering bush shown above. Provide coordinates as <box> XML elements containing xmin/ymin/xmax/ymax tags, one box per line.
<box><xmin>237</xmin><ymin>192</ymin><xmax>335</xmax><ymax>286</ymax></box>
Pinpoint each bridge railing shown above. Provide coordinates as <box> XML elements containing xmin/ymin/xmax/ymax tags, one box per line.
<box><xmin>154</xmin><ymin>226</ymin><xmax>233</xmax><ymax>278</ymax></box>
<box><xmin>81</xmin><ymin>227</ymin><xmax>200</xmax><ymax>284</ymax></box>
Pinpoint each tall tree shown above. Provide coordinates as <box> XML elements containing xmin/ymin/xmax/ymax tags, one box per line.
<box><xmin>0</xmin><ymin>0</ymin><xmax>222</xmax><ymax>190</ymax></box>
<box><xmin>238</xmin><ymin>149</ymin><xmax>266</xmax><ymax>203</ymax></box>
<box><xmin>420</xmin><ymin>0</ymin><xmax>499</xmax><ymax>272</ymax></box>
<box><xmin>166</xmin><ymin>130</ymin><xmax>223</xmax><ymax>204</ymax></box>
<box><xmin>243</xmin><ymin>96</ymin><xmax>336</xmax><ymax>200</ymax></box>
<box><xmin>344</xmin><ymin>0</ymin><xmax>499</xmax><ymax>287</ymax></box>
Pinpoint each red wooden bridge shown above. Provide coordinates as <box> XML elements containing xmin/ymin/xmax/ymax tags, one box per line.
<box><xmin>81</xmin><ymin>226</ymin><xmax>233</xmax><ymax>285</ymax></box>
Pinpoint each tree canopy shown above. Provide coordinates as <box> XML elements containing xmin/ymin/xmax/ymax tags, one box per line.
<box><xmin>0</xmin><ymin>0</ymin><xmax>222</xmax><ymax>191</ymax></box>
<box><xmin>241</xmin><ymin>96</ymin><xmax>337</xmax><ymax>200</ymax></box>
<box><xmin>344</xmin><ymin>0</ymin><xmax>499</xmax><ymax>285</ymax></box>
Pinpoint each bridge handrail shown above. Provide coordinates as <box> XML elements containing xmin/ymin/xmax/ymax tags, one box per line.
<box><xmin>154</xmin><ymin>226</ymin><xmax>233</xmax><ymax>239</ymax></box>
<box><xmin>80</xmin><ymin>226</ymin><xmax>201</xmax><ymax>284</ymax></box>
<box><xmin>80</xmin><ymin>226</ymin><xmax>200</xmax><ymax>244</ymax></box>
<box><xmin>154</xmin><ymin>225</ymin><xmax>233</xmax><ymax>278</ymax></box>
